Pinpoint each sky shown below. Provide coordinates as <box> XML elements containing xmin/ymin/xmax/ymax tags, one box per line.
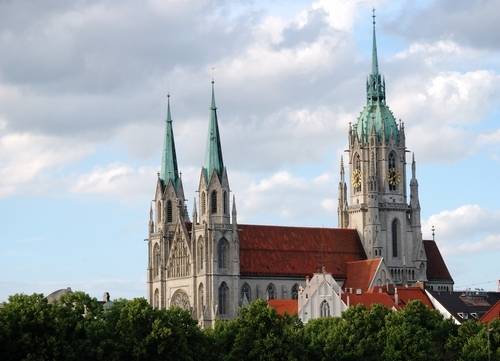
<box><xmin>1</xmin><ymin>0</ymin><xmax>499</xmax><ymax>301</ymax></box>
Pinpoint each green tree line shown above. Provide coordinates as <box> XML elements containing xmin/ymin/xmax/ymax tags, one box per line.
<box><xmin>0</xmin><ymin>293</ymin><xmax>498</xmax><ymax>361</ymax></box>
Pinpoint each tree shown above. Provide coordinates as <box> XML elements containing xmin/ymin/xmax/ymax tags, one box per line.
<box><xmin>383</xmin><ymin>300</ymin><xmax>456</xmax><ymax>361</ymax></box>
<box><xmin>210</xmin><ymin>299</ymin><xmax>305</xmax><ymax>361</ymax></box>
<box><xmin>303</xmin><ymin>304</ymin><xmax>389</xmax><ymax>361</ymax></box>
<box><xmin>447</xmin><ymin>319</ymin><xmax>500</xmax><ymax>361</ymax></box>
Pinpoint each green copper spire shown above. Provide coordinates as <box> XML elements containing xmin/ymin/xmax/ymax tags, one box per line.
<box><xmin>371</xmin><ymin>8</ymin><xmax>379</xmax><ymax>75</ymax></box>
<box><xmin>354</xmin><ymin>10</ymin><xmax>399</xmax><ymax>143</ymax></box>
<box><xmin>160</xmin><ymin>94</ymin><xmax>180</xmax><ymax>187</ymax></box>
<box><xmin>204</xmin><ymin>81</ymin><xmax>224</xmax><ymax>179</ymax></box>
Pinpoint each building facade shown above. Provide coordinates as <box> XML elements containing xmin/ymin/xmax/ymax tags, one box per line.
<box><xmin>146</xmin><ymin>14</ymin><xmax>454</xmax><ymax>327</ymax></box>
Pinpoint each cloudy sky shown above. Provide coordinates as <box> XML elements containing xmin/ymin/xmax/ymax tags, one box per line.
<box><xmin>1</xmin><ymin>0</ymin><xmax>499</xmax><ymax>300</ymax></box>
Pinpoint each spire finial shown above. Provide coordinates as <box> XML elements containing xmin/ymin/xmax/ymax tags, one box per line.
<box><xmin>166</xmin><ymin>93</ymin><xmax>172</xmax><ymax>123</ymax></box>
<box><xmin>432</xmin><ymin>225</ymin><xmax>436</xmax><ymax>241</ymax></box>
<box><xmin>211</xmin><ymin>77</ymin><xmax>216</xmax><ymax>110</ymax></box>
<box><xmin>412</xmin><ymin>152</ymin><xmax>416</xmax><ymax>179</ymax></box>
<box><xmin>371</xmin><ymin>8</ymin><xmax>379</xmax><ymax>75</ymax></box>
<box><xmin>340</xmin><ymin>156</ymin><xmax>345</xmax><ymax>182</ymax></box>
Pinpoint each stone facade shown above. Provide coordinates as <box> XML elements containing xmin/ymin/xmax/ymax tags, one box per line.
<box><xmin>146</xmin><ymin>14</ymin><xmax>453</xmax><ymax>326</ymax></box>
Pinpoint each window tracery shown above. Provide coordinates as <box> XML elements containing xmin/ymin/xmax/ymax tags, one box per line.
<box><xmin>218</xmin><ymin>282</ymin><xmax>229</xmax><ymax>315</ymax></box>
<box><xmin>167</xmin><ymin>237</ymin><xmax>191</xmax><ymax>278</ymax></box>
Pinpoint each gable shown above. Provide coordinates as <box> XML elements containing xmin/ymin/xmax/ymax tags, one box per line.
<box><xmin>343</xmin><ymin>258</ymin><xmax>382</xmax><ymax>291</ymax></box>
<box><xmin>423</xmin><ymin>240</ymin><xmax>454</xmax><ymax>283</ymax></box>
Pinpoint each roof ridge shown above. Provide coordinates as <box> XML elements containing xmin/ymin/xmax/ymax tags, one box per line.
<box><xmin>239</xmin><ymin>223</ymin><xmax>358</xmax><ymax>231</ymax></box>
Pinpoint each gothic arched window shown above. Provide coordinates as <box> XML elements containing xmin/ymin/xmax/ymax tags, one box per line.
<box><xmin>156</xmin><ymin>201</ymin><xmax>162</xmax><ymax>223</ymax></box>
<box><xmin>223</xmin><ymin>191</ymin><xmax>228</xmax><ymax>215</ymax></box>
<box><xmin>320</xmin><ymin>300</ymin><xmax>330</xmax><ymax>317</ymax></box>
<box><xmin>166</xmin><ymin>200</ymin><xmax>173</xmax><ymax>223</ymax></box>
<box><xmin>201</xmin><ymin>192</ymin><xmax>206</xmax><ymax>214</ymax></box>
<box><xmin>198</xmin><ymin>283</ymin><xmax>204</xmax><ymax>319</ymax></box>
<box><xmin>291</xmin><ymin>284</ymin><xmax>299</xmax><ymax>300</ymax></box>
<box><xmin>388</xmin><ymin>152</ymin><xmax>397</xmax><ymax>191</ymax></box>
<box><xmin>218</xmin><ymin>238</ymin><xmax>229</xmax><ymax>270</ymax></box>
<box><xmin>153</xmin><ymin>243</ymin><xmax>160</xmax><ymax>277</ymax></box>
<box><xmin>241</xmin><ymin>283</ymin><xmax>251</xmax><ymax>303</ymax></box>
<box><xmin>197</xmin><ymin>237</ymin><xmax>204</xmax><ymax>272</ymax></box>
<box><xmin>211</xmin><ymin>190</ymin><xmax>217</xmax><ymax>214</ymax></box>
<box><xmin>218</xmin><ymin>282</ymin><xmax>229</xmax><ymax>315</ymax></box>
<box><xmin>392</xmin><ymin>219</ymin><xmax>399</xmax><ymax>258</ymax></box>
<box><xmin>266</xmin><ymin>283</ymin><xmax>276</xmax><ymax>300</ymax></box>
<box><xmin>154</xmin><ymin>288</ymin><xmax>159</xmax><ymax>309</ymax></box>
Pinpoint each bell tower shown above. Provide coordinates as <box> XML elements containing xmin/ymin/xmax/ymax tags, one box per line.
<box><xmin>191</xmin><ymin>81</ymin><xmax>239</xmax><ymax>327</ymax></box>
<box><xmin>338</xmin><ymin>10</ymin><xmax>427</xmax><ymax>284</ymax></box>
<box><xmin>147</xmin><ymin>94</ymin><xmax>187</xmax><ymax>309</ymax></box>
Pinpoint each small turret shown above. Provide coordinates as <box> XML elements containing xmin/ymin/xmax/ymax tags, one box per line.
<box><xmin>410</xmin><ymin>153</ymin><xmax>420</xmax><ymax>211</ymax></box>
<box><xmin>232</xmin><ymin>194</ymin><xmax>237</xmax><ymax>228</ymax></box>
<box><xmin>192</xmin><ymin>197</ymin><xmax>198</xmax><ymax>225</ymax></box>
<box><xmin>337</xmin><ymin>156</ymin><xmax>349</xmax><ymax>228</ymax></box>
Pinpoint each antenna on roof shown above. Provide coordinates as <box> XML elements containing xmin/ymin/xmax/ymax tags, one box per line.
<box><xmin>431</xmin><ymin>225</ymin><xmax>435</xmax><ymax>241</ymax></box>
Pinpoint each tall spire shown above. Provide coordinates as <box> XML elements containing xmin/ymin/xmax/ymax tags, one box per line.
<box><xmin>204</xmin><ymin>80</ymin><xmax>224</xmax><ymax>179</ymax></box>
<box><xmin>371</xmin><ymin>8</ymin><xmax>379</xmax><ymax>75</ymax></box>
<box><xmin>366</xmin><ymin>8</ymin><xmax>385</xmax><ymax>105</ymax></box>
<box><xmin>160</xmin><ymin>94</ymin><xmax>180</xmax><ymax>187</ymax></box>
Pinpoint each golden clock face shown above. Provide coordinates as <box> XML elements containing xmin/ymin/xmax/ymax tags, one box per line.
<box><xmin>388</xmin><ymin>168</ymin><xmax>401</xmax><ymax>186</ymax></box>
<box><xmin>352</xmin><ymin>169</ymin><xmax>362</xmax><ymax>189</ymax></box>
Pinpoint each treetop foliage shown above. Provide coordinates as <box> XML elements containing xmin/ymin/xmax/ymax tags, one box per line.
<box><xmin>0</xmin><ymin>293</ymin><xmax>498</xmax><ymax>361</ymax></box>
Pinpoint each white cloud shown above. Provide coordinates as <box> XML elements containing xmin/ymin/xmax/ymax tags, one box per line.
<box><xmin>71</xmin><ymin>163</ymin><xmax>156</xmax><ymax>200</ymax></box>
<box><xmin>422</xmin><ymin>204</ymin><xmax>500</xmax><ymax>255</ymax></box>
<box><xmin>0</xmin><ymin>133</ymin><xmax>92</xmax><ymax>197</ymax></box>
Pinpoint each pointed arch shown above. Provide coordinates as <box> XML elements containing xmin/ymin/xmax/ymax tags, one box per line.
<box><xmin>197</xmin><ymin>237</ymin><xmax>204</xmax><ymax>272</ymax></box>
<box><xmin>153</xmin><ymin>243</ymin><xmax>160</xmax><ymax>277</ymax></box>
<box><xmin>166</xmin><ymin>200</ymin><xmax>173</xmax><ymax>223</ymax></box>
<box><xmin>156</xmin><ymin>200</ymin><xmax>162</xmax><ymax>223</ymax></box>
<box><xmin>218</xmin><ymin>238</ymin><xmax>229</xmax><ymax>270</ymax></box>
<box><xmin>201</xmin><ymin>191</ymin><xmax>206</xmax><ymax>214</ymax></box>
<box><xmin>198</xmin><ymin>283</ymin><xmax>204</xmax><ymax>319</ymax></box>
<box><xmin>320</xmin><ymin>300</ymin><xmax>330</xmax><ymax>317</ymax></box>
<box><xmin>218</xmin><ymin>282</ymin><xmax>229</xmax><ymax>315</ymax></box>
<box><xmin>211</xmin><ymin>190</ymin><xmax>217</xmax><ymax>214</ymax></box>
<box><xmin>291</xmin><ymin>283</ymin><xmax>299</xmax><ymax>300</ymax></box>
<box><xmin>392</xmin><ymin>218</ymin><xmax>399</xmax><ymax>258</ymax></box>
<box><xmin>154</xmin><ymin>288</ymin><xmax>160</xmax><ymax>309</ymax></box>
<box><xmin>266</xmin><ymin>283</ymin><xmax>276</xmax><ymax>300</ymax></box>
<box><xmin>241</xmin><ymin>283</ymin><xmax>251</xmax><ymax>304</ymax></box>
<box><xmin>170</xmin><ymin>289</ymin><xmax>190</xmax><ymax>310</ymax></box>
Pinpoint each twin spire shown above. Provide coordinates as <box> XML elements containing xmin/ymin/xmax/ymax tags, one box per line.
<box><xmin>160</xmin><ymin>94</ymin><xmax>180</xmax><ymax>188</ymax></box>
<box><xmin>159</xmin><ymin>81</ymin><xmax>225</xmax><ymax>188</ymax></box>
<box><xmin>204</xmin><ymin>80</ymin><xmax>225</xmax><ymax>180</ymax></box>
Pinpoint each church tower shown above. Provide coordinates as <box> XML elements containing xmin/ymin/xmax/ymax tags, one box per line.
<box><xmin>339</xmin><ymin>12</ymin><xmax>427</xmax><ymax>284</ymax></box>
<box><xmin>191</xmin><ymin>81</ymin><xmax>239</xmax><ymax>327</ymax></box>
<box><xmin>147</xmin><ymin>95</ymin><xmax>191</xmax><ymax>309</ymax></box>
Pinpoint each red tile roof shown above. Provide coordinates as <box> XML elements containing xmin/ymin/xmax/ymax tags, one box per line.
<box><xmin>397</xmin><ymin>287</ymin><xmax>434</xmax><ymax>309</ymax></box>
<box><xmin>238</xmin><ymin>225</ymin><xmax>366</xmax><ymax>278</ymax></box>
<box><xmin>480</xmin><ymin>300</ymin><xmax>500</xmax><ymax>323</ymax></box>
<box><xmin>343</xmin><ymin>258</ymin><xmax>382</xmax><ymax>291</ymax></box>
<box><xmin>423</xmin><ymin>240</ymin><xmax>454</xmax><ymax>282</ymax></box>
<box><xmin>268</xmin><ymin>299</ymin><xmax>298</xmax><ymax>316</ymax></box>
<box><xmin>342</xmin><ymin>292</ymin><xmax>396</xmax><ymax>309</ymax></box>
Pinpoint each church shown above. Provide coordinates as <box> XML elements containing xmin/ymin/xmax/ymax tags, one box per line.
<box><xmin>146</xmin><ymin>15</ymin><xmax>454</xmax><ymax>327</ymax></box>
